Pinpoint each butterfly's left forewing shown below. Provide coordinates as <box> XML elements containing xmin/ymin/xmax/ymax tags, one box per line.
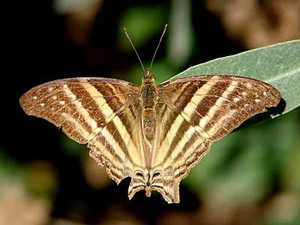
<box><xmin>153</xmin><ymin>75</ymin><xmax>281</xmax><ymax>203</ymax></box>
<box><xmin>20</xmin><ymin>77</ymin><xmax>143</xmax><ymax>183</ymax></box>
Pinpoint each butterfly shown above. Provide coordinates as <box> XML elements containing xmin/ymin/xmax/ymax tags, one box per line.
<box><xmin>19</xmin><ymin>69</ymin><xmax>281</xmax><ymax>203</ymax></box>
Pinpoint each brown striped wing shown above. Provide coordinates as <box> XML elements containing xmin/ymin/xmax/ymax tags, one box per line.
<box><xmin>153</xmin><ymin>75</ymin><xmax>281</xmax><ymax>203</ymax></box>
<box><xmin>20</xmin><ymin>77</ymin><xmax>142</xmax><ymax>183</ymax></box>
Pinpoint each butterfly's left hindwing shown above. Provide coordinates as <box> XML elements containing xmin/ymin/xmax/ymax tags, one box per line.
<box><xmin>20</xmin><ymin>78</ymin><xmax>142</xmax><ymax>183</ymax></box>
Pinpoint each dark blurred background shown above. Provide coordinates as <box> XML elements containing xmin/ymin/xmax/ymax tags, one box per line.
<box><xmin>2</xmin><ymin>0</ymin><xmax>300</xmax><ymax>224</ymax></box>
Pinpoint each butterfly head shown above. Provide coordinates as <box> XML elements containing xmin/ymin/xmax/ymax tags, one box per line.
<box><xmin>142</xmin><ymin>69</ymin><xmax>156</xmax><ymax>84</ymax></box>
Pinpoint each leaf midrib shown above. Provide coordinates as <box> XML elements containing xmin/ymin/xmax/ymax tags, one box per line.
<box><xmin>266</xmin><ymin>67</ymin><xmax>300</xmax><ymax>83</ymax></box>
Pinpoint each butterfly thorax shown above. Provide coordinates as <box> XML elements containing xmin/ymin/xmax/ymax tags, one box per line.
<box><xmin>141</xmin><ymin>69</ymin><xmax>158</xmax><ymax>112</ymax></box>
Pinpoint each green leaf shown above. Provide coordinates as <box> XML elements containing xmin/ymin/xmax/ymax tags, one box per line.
<box><xmin>172</xmin><ymin>40</ymin><xmax>300</xmax><ymax>115</ymax></box>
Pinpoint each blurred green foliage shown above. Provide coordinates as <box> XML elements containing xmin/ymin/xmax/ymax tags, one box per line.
<box><xmin>118</xmin><ymin>5</ymin><xmax>167</xmax><ymax>51</ymax></box>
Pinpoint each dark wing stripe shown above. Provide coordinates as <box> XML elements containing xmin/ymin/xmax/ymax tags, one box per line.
<box><xmin>158</xmin><ymin>80</ymin><xmax>210</xmax><ymax>149</ymax></box>
<box><xmin>159</xmin><ymin>81</ymin><xmax>198</xmax><ymax>118</ymax></box>
<box><xmin>190</xmin><ymin>81</ymin><xmax>232</xmax><ymax>128</ymax></box>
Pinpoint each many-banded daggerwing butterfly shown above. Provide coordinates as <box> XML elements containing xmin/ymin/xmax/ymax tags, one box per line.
<box><xmin>20</xmin><ymin>24</ymin><xmax>281</xmax><ymax>203</ymax></box>
<box><xmin>20</xmin><ymin>69</ymin><xmax>280</xmax><ymax>203</ymax></box>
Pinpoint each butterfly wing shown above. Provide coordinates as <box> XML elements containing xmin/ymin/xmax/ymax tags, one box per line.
<box><xmin>20</xmin><ymin>77</ymin><xmax>142</xmax><ymax>183</ymax></box>
<box><xmin>153</xmin><ymin>75</ymin><xmax>281</xmax><ymax>203</ymax></box>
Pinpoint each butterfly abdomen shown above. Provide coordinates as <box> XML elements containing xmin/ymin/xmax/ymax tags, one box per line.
<box><xmin>141</xmin><ymin>84</ymin><xmax>158</xmax><ymax>141</ymax></box>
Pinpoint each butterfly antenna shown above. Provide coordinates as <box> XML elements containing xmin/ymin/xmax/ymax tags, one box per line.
<box><xmin>123</xmin><ymin>27</ymin><xmax>145</xmax><ymax>72</ymax></box>
<box><xmin>149</xmin><ymin>24</ymin><xmax>168</xmax><ymax>70</ymax></box>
